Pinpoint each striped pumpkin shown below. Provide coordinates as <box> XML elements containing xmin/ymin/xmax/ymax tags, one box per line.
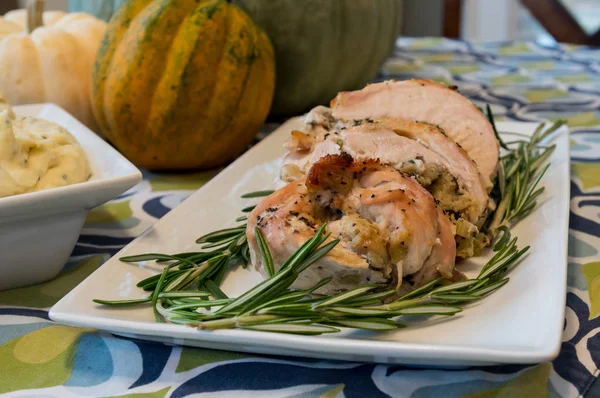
<box><xmin>91</xmin><ymin>0</ymin><xmax>275</xmax><ymax>170</ymax></box>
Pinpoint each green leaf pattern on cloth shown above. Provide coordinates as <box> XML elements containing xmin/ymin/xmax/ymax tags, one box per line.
<box><xmin>176</xmin><ymin>347</ymin><xmax>251</xmax><ymax>373</ymax></box>
<box><xmin>103</xmin><ymin>387</ymin><xmax>171</xmax><ymax>398</ymax></box>
<box><xmin>582</xmin><ymin>262</ymin><xmax>600</xmax><ymax>319</ymax></box>
<box><xmin>86</xmin><ymin>201</ymin><xmax>133</xmax><ymax>225</ymax></box>
<box><xmin>462</xmin><ymin>364</ymin><xmax>552</xmax><ymax>398</ymax></box>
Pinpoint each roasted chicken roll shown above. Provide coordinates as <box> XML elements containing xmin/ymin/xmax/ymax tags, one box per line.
<box><xmin>248</xmin><ymin>154</ymin><xmax>455</xmax><ymax>295</ymax></box>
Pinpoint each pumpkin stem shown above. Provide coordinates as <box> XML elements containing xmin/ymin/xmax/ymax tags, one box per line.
<box><xmin>26</xmin><ymin>0</ymin><xmax>45</xmax><ymax>33</ymax></box>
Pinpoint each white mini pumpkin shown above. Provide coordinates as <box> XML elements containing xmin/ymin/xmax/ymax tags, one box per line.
<box><xmin>0</xmin><ymin>0</ymin><xmax>106</xmax><ymax>131</ymax></box>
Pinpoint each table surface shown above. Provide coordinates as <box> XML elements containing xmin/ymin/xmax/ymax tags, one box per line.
<box><xmin>2</xmin><ymin>37</ymin><xmax>600</xmax><ymax>398</ymax></box>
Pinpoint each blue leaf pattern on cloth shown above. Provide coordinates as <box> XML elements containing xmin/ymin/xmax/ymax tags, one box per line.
<box><xmin>128</xmin><ymin>339</ymin><xmax>173</xmax><ymax>389</ymax></box>
<box><xmin>554</xmin><ymin>293</ymin><xmax>600</xmax><ymax>394</ymax></box>
<box><xmin>143</xmin><ymin>196</ymin><xmax>174</xmax><ymax>219</ymax></box>
<box><xmin>65</xmin><ymin>334</ymin><xmax>113</xmax><ymax>387</ymax></box>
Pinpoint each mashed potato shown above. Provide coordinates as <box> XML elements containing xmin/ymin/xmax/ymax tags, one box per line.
<box><xmin>0</xmin><ymin>99</ymin><xmax>91</xmax><ymax>198</ymax></box>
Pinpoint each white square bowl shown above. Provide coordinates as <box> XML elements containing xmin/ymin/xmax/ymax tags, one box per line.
<box><xmin>0</xmin><ymin>104</ymin><xmax>142</xmax><ymax>291</ymax></box>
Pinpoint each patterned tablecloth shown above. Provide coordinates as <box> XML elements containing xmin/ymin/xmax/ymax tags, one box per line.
<box><xmin>2</xmin><ymin>37</ymin><xmax>600</xmax><ymax>397</ymax></box>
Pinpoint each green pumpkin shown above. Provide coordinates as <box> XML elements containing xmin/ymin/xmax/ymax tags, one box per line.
<box><xmin>233</xmin><ymin>0</ymin><xmax>403</xmax><ymax>116</ymax></box>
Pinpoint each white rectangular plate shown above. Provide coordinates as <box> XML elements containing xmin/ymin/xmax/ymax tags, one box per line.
<box><xmin>50</xmin><ymin>120</ymin><xmax>570</xmax><ymax>366</ymax></box>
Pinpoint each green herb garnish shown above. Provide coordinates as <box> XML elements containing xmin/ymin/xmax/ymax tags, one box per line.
<box><xmin>485</xmin><ymin>119</ymin><xmax>565</xmax><ymax>233</ymax></box>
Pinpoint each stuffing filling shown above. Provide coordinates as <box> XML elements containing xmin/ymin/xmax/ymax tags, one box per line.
<box><xmin>328</xmin><ymin>214</ymin><xmax>393</xmax><ymax>278</ymax></box>
<box><xmin>393</xmin><ymin>161</ymin><xmax>486</xmax><ymax>257</ymax></box>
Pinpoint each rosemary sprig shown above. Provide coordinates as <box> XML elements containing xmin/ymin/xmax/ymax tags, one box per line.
<box><xmin>485</xmin><ymin>119</ymin><xmax>565</xmax><ymax>234</ymax></box>
<box><xmin>94</xmin><ymin>220</ymin><xmax>528</xmax><ymax>335</ymax></box>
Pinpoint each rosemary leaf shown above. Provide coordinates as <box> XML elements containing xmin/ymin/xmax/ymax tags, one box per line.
<box><xmin>487</xmin><ymin>104</ymin><xmax>508</xmax><ymax>150</ymax></box>
<box><xmin>212</xmin><ymin>256</ymin><xmax>230</xmax><ymax>286</ymax></box>
<box><xmin>279</xmin><ymin>224</ymin><xmax>328</xmax><ymax>272</ymax></box>
<box><xmin>241</xmin><ymin>190</ymin><xmax>275</xmax><ymax>198</ymax></box>
<box><xmin>159</xmin><ymin>291</ymin><xmax>211</xmax><ymax>298</ymax></box>
<box><xmin>155</xmin><ymin>252</ymin><xmax>207</xmax><ymax>263</ymax></box>
<box><xmin>428</xmin><ymin>279</ymin><xmax>480</xmax><ymax>295</ymax></box>
<box><xmin>327</xmin><ymin>318</ymin><xmax>399</xmax><ymax>330</ymax></box>
<box><xmin>196</xmin><ymin>227</ymin><xmax>246</xmax><ymax>244</ymax></box>
<box><xmin>255</xmin><ymin>227</ymin><xmax>275</xmax><ymax>277</ymax></box>
<box><xmin>312</xmin><ymin>285</ymin><xmax>384</xmax><ymax>309</ymax></box>
<box><xmin>471</xmin><ymin>278</ymin><xmax>510</xmax><ymax>297</ymax></box>
<box><xmin>430</xmin><ymin>294</ymin><xmax>480</xmax><ymax>302</ymax></box>
<box><xmin>397</xmin><ymin>278</ymin><xmax>443</xmax><ymax>301</ymax></box>
<box><xmin>93</xmin><ymin>297</ymin><xmax>151</xmax><ymax>306</ymax></box>
<box><xmin>241</xmin><ymin>323</ymin><xmax>340</xmax><ymax>335</ymax></box>
<box><xmin>253</xmin><ymin>291</ymin><xmax>311</xmax><ymax>312</ymax></box>
<box><xmin>120</xmin><ymin>253</ymin><xmax>178</xmax><ymax>262</ymax></box>
<box><xmin>478</xmin><ymin>246</ymin><xmax>529</xmax><ymax>279</ymax></box>
<box><xmin>205</xmin><ymin>280</ymin><xmax>228</xmax><ymax>299</ymax></box>
<box><xmin>344</xmin><ymin>289</ymin><xmax>397</xmax><ymax>305</ymax></box>
<box><xmin>325</xmin><ymin>306</ymin><xmax>390</xmax><ymax>316</ymax></box>
<box><xmin>295</xmin><ymin>240</ymin><xmax>340</xmax><ymax>275</ymax></box>
<box><xmin>395</xmin><ymin>305</ymin><xmax>462</xmax><ymax>315</ymax></box>
<box><xmin>152</xmin><ymin>266</ymin><xmax>171</xmax><ymax>322</ymax></box>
